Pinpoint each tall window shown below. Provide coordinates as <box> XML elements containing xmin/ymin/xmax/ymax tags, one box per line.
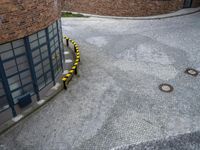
<box><xmin>48</xmin><ymin>22</ymin><xmax>62</xmax><ymax>77</ymax></box>
<box><xmin>0</xmin><ymin>39</ymin><xmax>34</xmax><ymax>103</ymax></box>
<box><xmin>29</xmin><ymin>30</ymin><xmax>53</xmax><ymax>90</ymax></box>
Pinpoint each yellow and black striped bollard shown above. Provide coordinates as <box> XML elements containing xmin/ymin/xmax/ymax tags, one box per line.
<box><xmin>63</xmin><ymin>73</ymin><xmax>72</xmax><ymax>90</ymax></box>
<box><xmin>74</xmin><ymin>45</ymin><xmax>79</xmax><ymax>53</ymax></box>
<box><xmin>64</xmin><ymin>36</ymin><xmax>69</xmax><ymax>47</ymax></box>
<box><xmin>71</xmin><ymin>65</ymin><xmax>77</xmax><ymax>75</ymax></box>
<box><xmin>62</xmin><ymin>77</ymin><xmax>67</xmax><ymax>90</ymax></box>
<box><xmin>76</xmin><ymin>55</ymin><xmax>80</xmax><ymax>62</ymax></box>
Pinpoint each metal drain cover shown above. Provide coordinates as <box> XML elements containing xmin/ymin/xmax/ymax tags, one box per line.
<box><xmin>185</xmin><ymin>68</ymin><xmax>198</xmax><ymax>77</ymax></box>
<box><xmin>159</xmin><ymin>84</ymin><xmax>174</xmax><ymax>93</ymax></box>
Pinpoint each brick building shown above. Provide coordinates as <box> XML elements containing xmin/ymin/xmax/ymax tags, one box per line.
<box><xmin>63</xmin><ymin>0</ymin><xmax>200</xmax><ymax>17</ymax></box>
<box><xmin>0</xmin><ymin>0</ymin><xmax>64</xmax><ymax>124</ymax></box>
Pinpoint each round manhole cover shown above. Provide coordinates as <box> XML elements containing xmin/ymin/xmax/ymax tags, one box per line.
<box><xmin>185</xmin><ymin>68</ymin><xmax>198</xmax><ymax>77</ymax></box>
<box><xmin>159</xmin><ymin>84</ymin><xmax>174</xmax><ymax>93</ymax></box>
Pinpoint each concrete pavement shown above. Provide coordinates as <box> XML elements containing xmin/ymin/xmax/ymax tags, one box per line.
<box><xmin>0</xmin><ymin>11</ymin><xmax>200</xmax><ymax>150</ymax></box>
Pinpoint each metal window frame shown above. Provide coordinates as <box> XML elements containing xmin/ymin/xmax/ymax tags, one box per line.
<box><xmin>0</xmin><ymin>19</ymin><xmax>64</xmax><ymax>117</ymax></box>
<box><xmin>24</xmin><ymin>37</ymin><xmax>40</xmax><ymax>101</ymax></box>
<box><xmin>1</xmin><ymin>40</ymin><xmax>35</xmax><ymax>103</ymax></box>
<box><xmin>48</xmin><ymin>25</ymin><xmax>63</xmax><ymax>78</ymax></box>
<box><xmin>0</xmin><ymin>57</ymin><xmax>17</xmax><ymax>117</ymax></box>
<box><xmin>46</xmin><ymin>28</ymin><xmax>56</xmax><ymax>85</ymax></box>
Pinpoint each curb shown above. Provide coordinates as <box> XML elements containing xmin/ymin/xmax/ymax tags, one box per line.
<box><xmin>62</xmin><ymin>7</ymin><xmax>200</xmax><ymax>20</ymax></box>
<box><xmin>0</xmin><ymin>35</ymin><xmax>80</xmax><ymax>135</ymax></box>
<box><xmin>0</xmin><ymin>84</ymin><xmax>63</xmax><ymax>135</ymax></box>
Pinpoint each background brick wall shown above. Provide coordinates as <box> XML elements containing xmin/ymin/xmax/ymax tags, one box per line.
<box><xmin>63</xmin><ymin>0</ymin><xmax>184</xmax><ymax>17</ymax></box>
<box><xmin>192</xmin><ymin>0</ymin><xmax>200</xmax><ymax>7</ymax></box>
<box><xmin>0</xmin><ymin>0</ymin><xmax>62</xmax><ymax>44</ymax></box>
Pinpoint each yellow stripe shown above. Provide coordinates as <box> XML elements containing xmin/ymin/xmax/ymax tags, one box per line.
<box><xmin>72</xmin><ymin>66</ymin><xmax>76</xmax><ymax>70</ymax></box>
<box><xmin>62</xmin><ymin>78</ymin><xmax>67</xmax><ymax>81</ymax></box>
<box><xmin>66</xmin><ymin>74</ymin><xmax>71</xmax><ymax>77</ymax></box>
<box><xmin>69</xmin><ymin>70</ymin><xmax>74</xmax><ymax>74</ymax></box>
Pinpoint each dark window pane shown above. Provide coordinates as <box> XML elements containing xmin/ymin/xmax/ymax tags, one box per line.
<box><xmin>39</xmin><ymin>37</ymin><xmax>46</xmax><ymax>45</ymax></box>
<box><xmin>53</xmin><ymin>28</ymin><xmax>57</xmax><ymax>35</ymax></box>
<box><xmin>0</xmin><ymin>43</ymin><xmax>12</xmax><ymax>53</ymax></box>
<box><xmin>9</xmin><ymin>81</ymin><xmax>21</xmax><ymax>91</ymax></box>
<box><xmin>32</xmin><ymin>49</ymin><xmax>40</xmax><ymax>58</ymax></box>
<box><xmin>29</xmin><ymin>33</ymin><xmax>37</xmax><ymax>42</ymax></box>
<box><xmin>43</xmin><ymin>59</ymin><xmax>50</xmax><ymax>66</ymax></box>
<box><xmin>3</xmin><ymin>60</ymin><xmax>16</xmax><ymax>70</ymax></box>
<box><xmin>46</xmin><ymin>71</ymin><xmax>52</xmax><ymax>81</ymax></box>
<box><xmin>36</xmin><ymin>69</ymin><xmax>43</xmax><ymax>78</ymax></box>
<box><xmin>23</xmin><ymin>84</ymin><xmax>33</xmax><ymax>93</ymax></box>
<box><xmin>30</xmin><ymin>40</ymin><xmax>39</xmax><ymax>49</ymax></box>
<box><xmin>53</xmin><ymin>22</ymin><xmax>57</xmax><ymax>29</ymax></box>
<box><xmin>14</xmin><ymin>46</ymin><xmax>26</xmax><ymax>56</ymax></box>
<box><xmin>38</xmin><ymin>76</ymin><xmax>45</xmax><ymax>90</ymax></box>
<box><xmin>33</xmin><ymin>55</ymin><xmax>41</xmax><ymax>64</ymax></box>
<box><xmin>16</xmin><ymin>55</ymin><xmax>27</xmax><ymax>65</ymax></box>
<box><xmin>40</xmin><ymin>45</ymin><xmax>48</xmax><ymax>53</ymax></box>
<box><xmin>41</xmin><ymin>51</ymin><xmax>48</xmax><ymax>59</ymax></box>
<box><xmin>5</xmin><ymin>66</ymin><xmax>18</xmax><ymax>76</ymax></box>
<box><xmin>55</xmin><ymin>36</ymin><xmax>58</xmax><ymax>42</ymax></box>
<box><xmin>35</xmin><ymin>64</ymin><xmax>42</xmax><ymax>72</ymax></box>
<box><xmin>21</xmin><ymin>76</ymin><xmax>32</xmax><ymax>85</ymax></box>
<box><xmin>18</xmin><ymin>63</ymin><xmax>28</xmax><ymax>71</ymax></box>
<box><xmin>12</xmin><ymin>89</ymin><xmax>23</xmax><ymax>103</ymax></box>
<box><xmin>1</xmin><ymin>50</ymin><xmax>14</xmax><ymax>60</ymax></box>
<box><xmin>43</xmin><ymin>63</ymin><xmax>50</xmax><ymax>73</ymax></box>
<box><xmin>38</xmin><ymin>30</ymin><xmax>45</xmax><ymax>38</ymax></box>
<box><xmin>12</xmin><ymin>39</ymin><xmax>24</xmax><ymax>48</ymax></box>
<box><xmin>49</xmin><ymin>32</ymin><xmax>53</xmax><ymax>39</ymax></box>
<box><xmin>8</xmin><ymin>74</ymin><xmax>20</xmax><ymax>85</ymax></box>
<box><xmin>48</xmin><ymin>25</ymin><xmax>53</xmax><ymax>32</ymax></box>
<box><xmin>55</xmin><ymin>41</ymin><xmax>59</xmax><ymax>48</ymax></box>
<box><xmin>20</xmin><ymin>71</ymin><xmax>30</xmax><ymax>79</ymax></box>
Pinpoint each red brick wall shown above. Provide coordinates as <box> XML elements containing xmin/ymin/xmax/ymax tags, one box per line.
<box><xmin>192</xmin><ymin>0</ymin><xmax>200</xmax><ymax>7</ymax></box>
<box><xmin>0</xmin><ymin>0</ymin><xmax>62</xmax><ymax>44</ymax></box>
<box><xmin>63</xmin><ymin>0</ymin><xmax>184</xmax><ymax>17</ymax></box>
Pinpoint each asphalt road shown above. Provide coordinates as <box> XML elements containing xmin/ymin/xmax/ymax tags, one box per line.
<box><xmin>0</xmin><ymin>11</ymin><xmax>200</xmax><ymax>150</ymax></box>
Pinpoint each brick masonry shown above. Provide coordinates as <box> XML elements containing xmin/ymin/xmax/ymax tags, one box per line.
<box><xmin>0</xmin><ymin>0</ymin><xmax>62</xmax><ymax>44</ymax></box>
<box><xmin>192</xmin><ymin>0</ymin><xmax>200</xmax><ymax>7</ymax></box>
<box><xmin>63</xmin><ymin>0</ymin><xmax>199</xmax><ymax>17</ymax></box>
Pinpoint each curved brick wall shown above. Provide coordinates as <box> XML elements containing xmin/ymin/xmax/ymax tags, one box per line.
<box><xmin>63</xmin><ymin>0</ymin><xmax>184</xmax><ymax>17</ymax></box>
<box><xmin>0</xmin><ymin>0</ymin><xmax>62</xmax><ymax>44</ymax></box>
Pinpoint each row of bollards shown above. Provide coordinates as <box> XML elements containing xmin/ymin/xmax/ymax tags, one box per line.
<box><xmin>62</xmin><ymin>36</ymin><xmax>80</xmax><ymax>90</ymax></box>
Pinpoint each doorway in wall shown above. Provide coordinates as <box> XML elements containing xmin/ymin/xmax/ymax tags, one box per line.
<box><xmin>183</xmin><ymin>0</ymin><xmax>193</xmax><ymax>8</ymax></box>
